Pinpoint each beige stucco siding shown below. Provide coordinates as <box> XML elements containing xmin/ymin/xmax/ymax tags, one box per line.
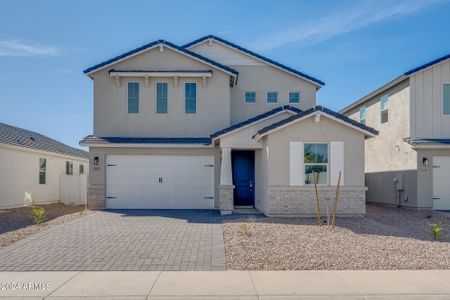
<box><xmin>91</xmin><ymin>46</ymin><xmax>231</xmax><ymax>137</ymax></box>
<box><xmin>0</xmin><ymin>145</ymin><xmax>87</xmax><ymax>208</ymax></box>
<box><xmin>265</xmin><ymin>116</ymin><xmax>365</xmax><ymax>188</ymax></box>
<box><xmin>410</xmin><ymin>59</ymin><xmax>450</xmax><ymax>138</ymax></box>
<box><xmin>88</xmin><ymin>146</ymin><xmax>220</xmax><ymax>208</ymax></box>
<box><xmin>189</xmin><ymin>41</ymin><xmax>317</xmax><ymax>124</ymax></box>
<box><xmin>345</xmin><ymin>79</ymin><xmax>419</xmax><ymax>206</ymax></box>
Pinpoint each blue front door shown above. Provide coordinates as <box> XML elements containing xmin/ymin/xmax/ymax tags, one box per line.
<box><xmin>232</xmin><ymin>150</ymin><xmax>255</xmax><ymax>207</ymax></box>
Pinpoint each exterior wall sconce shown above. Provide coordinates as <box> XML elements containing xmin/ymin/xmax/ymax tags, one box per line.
<box><xmin>422</xmin><ymin>157</ymin><xmax>428</xmax><ymax>167</ymax></box>
<box><xmin>93</xmin><ymin>156</ymin><xmax>99</xmax><ymax>166</ymax></box>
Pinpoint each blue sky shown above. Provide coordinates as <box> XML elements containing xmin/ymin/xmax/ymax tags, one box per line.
<box><xmin>1</xmin><ymin>0</ymin><xmax>450</xmax><ymax>149</ymax></box>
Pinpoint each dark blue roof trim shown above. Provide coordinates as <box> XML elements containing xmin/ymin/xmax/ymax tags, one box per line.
<box><xmin>210</xmin><ymin>105</ymin><xmax>302</xmax><ymax>139</ymax></box>
<box><xmin>404</xmin><ymin>53</ymin><xmax>450</xmax><ymax>76</ymax></box>
<box><xmin>83</xmin><ymin>39</ymin><xmax>239</xmax><ymax>78</ymax></box>
<box><xmin>109</xmin><ymin>69</ymin><xmax>213</xmax><ymax>74</ymax></box>
<box><xmin>80</xmin><ymin>135</ymin><xmax>212</xmax><ymax>145</ymax></box>
<box><xmin>404</xmin><ymin>138</ymin><xmax>450</xmax><ymax>146</ymax></box>
<box><xmin>0</xmin><ymin>122</ymin><xmax>88</xmax><ymax>159</ymax></box>
<box><xmin>183</xmin><ymin>35</ymin><xmax>325</xmax><ymax>86</ymax></box>
<box><xmin>255</xmin><ymin>106</ymin><xmax>378</xmax><ymax>137</ymax></box>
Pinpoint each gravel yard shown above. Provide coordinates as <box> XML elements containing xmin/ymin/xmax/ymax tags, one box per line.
<box><xmin>0</xmin><ymin>203</ymin><xmax>89</xmax><ymax>248</ymax></box>
<box><xmin>223</xmin><ymin>204</ymin><xmax>450</xmax><ymax>270</ymax></box>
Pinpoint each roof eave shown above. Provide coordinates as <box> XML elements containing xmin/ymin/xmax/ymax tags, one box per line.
<box><xmin>340</xmin><ymin>75</ymin><xmax>407</xmax><ymax>114</ymax></box>
<box><xmin>183</xmin><ymin>35</ymin><xmax>325</xmax><ymax>88</ymax></box>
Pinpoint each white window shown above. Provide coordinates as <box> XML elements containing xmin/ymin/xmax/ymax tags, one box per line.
<box><xmin>245</xmin><ymin>91</ymin><xmax>256</xmax><ymax>103</ymax></box>
<box><xmin>304</xmin><ymin>143</ymin><xmax>328</xmax><ymax>185</ymax></box>
<box><xmin>359</xmin><ymin>106</ymin><xmax>366</xmax><ymax>125</ymax></box>
<box><xmin>443</xmin><ymin>84</ymin><xmax>450</xmax><ymax>115</ymax></box>
<box><xmin>380</xmin><ymin>94</ymin><xmax>388</xmax><ymax>123</ymax></box>
<box><xmin>128</xmin><ymin>82</ymin><xmax>139</xmax><ymax>114</ymax></box>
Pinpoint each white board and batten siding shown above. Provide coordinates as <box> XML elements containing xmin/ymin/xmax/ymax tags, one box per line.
<box><xmin>105</xmin><ymin>155</ymin><xmax>214</xmax><ymax>209</ymax></box>
<box><xmin>289</xmin><ymin>141</ymin><xmax>344</xmax><ymax>186</ymax></box>
<box><xmin>410</xmin><ymin>58</ymin><xmax>450</xmax><ymax>138</ymax></box>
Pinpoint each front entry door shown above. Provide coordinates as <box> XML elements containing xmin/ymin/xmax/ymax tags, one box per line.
<box><xmin>232</xmin><ymin>150</ymin><xmax>255</xmax><ymax>207</ymax></box>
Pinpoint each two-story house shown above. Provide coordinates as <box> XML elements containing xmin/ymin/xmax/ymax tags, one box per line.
<box><xmin>341</xmin><ymin>53</ymin><xmax>450</xmax><ymax>210</ymax></box>
<box><xmin>80</xmin><ymin>35</ymin><xmax>377</xmax><ymax>216</ymax></box>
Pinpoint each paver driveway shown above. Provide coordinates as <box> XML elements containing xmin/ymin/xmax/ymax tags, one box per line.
<box><xmin>0</xmin><ymin>210</ymin><xmax>226</xmax><ymax>271</ymax></box>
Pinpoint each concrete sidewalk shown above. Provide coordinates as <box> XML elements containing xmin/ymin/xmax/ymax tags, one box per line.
<box><xmin>0</xmin><ymin>270</ymin><xmax>449</xmax><ymax>299</ymax></box>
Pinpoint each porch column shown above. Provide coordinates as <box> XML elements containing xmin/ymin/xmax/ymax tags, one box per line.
<box><xmin>219</xmin><ymin>147</ymin><xmax>234</xmax><ymax>215</ymax></box>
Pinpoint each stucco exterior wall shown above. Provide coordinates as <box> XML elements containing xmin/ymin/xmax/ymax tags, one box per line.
<box><xmin>88</xmin><ymin>146</ymin><xmax>219</xmax><ymax>208</ymax></box>
<box><xmin>189</xmin><ymin>41</ymin><xmax>317</xmax><ymax>124</ymax></box>
<box><xmin>0</xmin><ymin>145</ymin><xmax>88</xmax><ymax>208</ymax></box>
<box><xmin>345</xmin><ymin>79</ymin><xmax>419</xmax><ymax>207</ymax></box>
<box><xmin>410</xmin><ymin>59</ymin><xmax>450</xmax><ymax>138</ymax></box>
<box><xmin>91</xmin><ymin>46</ymin><xmax>231</xmax><ymax>137</ymax></box>
<box><xmin>266</xmin><ymin>116</ymin><xmax>366</xmax><ymax>187</ymax></box>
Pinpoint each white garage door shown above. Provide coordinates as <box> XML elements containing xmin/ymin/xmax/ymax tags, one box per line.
<box><xmin>433</xmin><ymin>156</ymin><xmax>450</xmax><ymax>210</ymax></box>
<box><xmin>106</xmin><ymin>155</ymin><xmax>214</xmax><ymax>209</ymax></box>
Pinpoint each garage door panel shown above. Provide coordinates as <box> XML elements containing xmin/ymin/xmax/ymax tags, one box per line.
<box><xmin>106</xmin><ymin>155</ymin><xmax>214</xmax><ymax>209</ymax></box>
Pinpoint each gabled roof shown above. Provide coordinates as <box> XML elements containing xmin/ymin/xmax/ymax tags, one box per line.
<box><xmin>0</xmin><ymin>122</ymin><xmax>88</xmax><ymax>159</ymax></box>
<box><xmin>254</xmin><ymin>106</ymin><xmax>378</xmax><ymax>139</ymax></box>
<box><xmin>83</xmin><ymin>39</ymin><xmax>239</xmax><ymax>83</ymax></box>
<box><xmin>183</xmin><ymin>35</ymin><xmax>325</xmax><ymax>87</ymax></box>
<box><xmin>80</xmin><ymin>135</ymin><xmax>212</xmax><ymax>146</ymax></box>
<box><xmin>210</xmin><ymin>105</ymin><xmax>302</xmax><ymax>139</ymax></box>
<box><xmin>341</xmin><ymin>52</ymin><xmax>450</xmax><ymax>114</ymax></box>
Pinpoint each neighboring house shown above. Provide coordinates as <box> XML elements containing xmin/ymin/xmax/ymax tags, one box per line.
<box><xmin>80</xmin><ymin>35</ymin><xmax>377</xmax><ymax>216</ymax></box>
<box><xmin>0</xmin><ymin>122</ymin><xmax>89</xmax><ymax>208</ymax></box>
<box><xmin>341</xmin><ymin>53</ymin><xmax>450</xmax><ymax>210</ymax></box>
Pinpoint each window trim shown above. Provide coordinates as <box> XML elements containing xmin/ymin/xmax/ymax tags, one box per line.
<box><xmin>39</xmin><ymin>158</ymin><xmax>46</xmax><ymax>184</ymax></box>
<box><xmin>289</xmin><ymin>91</ymin><xmax>300</xmax><ymax>103</ymax></box>
<box><xmin>127</xmin><ymin>81</ymin><xmax>140</xmax><ymax>114</ymax></box>
<box><xmin>156</xmin><ymin>82</ymin><xmax>169</xmax><ymax>114</ymax></box>
<box><xmin>443</xmin><ymin>82</ymin><xmax>450</xmax><ymax>116</ymax></box>
<box><xmin>244</xmin><ymin>91</ymin><xmax>256</xmax><ymax>104</ymax></box>
<box><xmin>380</xmin><ymin>94</ymin><xmax>389</xmax><ymax>124</ymax></box>
<box><xmin>303</xmin><ymin>142</ymin><xmax>329</xmax><ymax>186</ymax></box>
<box><xmin>79</xmin><ymin>164</ymin><xmax>84</xmax><ymax>175</ymax></box>
<box><xmin>359</xmin><ymin>105</ymin><xmax>366</xmax><ymax>125</ymax></box>
<box><xmin>185</xmin><ymin>82</ymin><xmax>197</xmax><ymax>114</ymax></box>
<box><xmin>266</xmin><ymin>91</ymin><xmax>278</xmax><ymax>104</ymax></box>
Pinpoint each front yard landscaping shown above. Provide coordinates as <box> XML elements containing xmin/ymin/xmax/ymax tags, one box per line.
<box><xmin>224</xmin><ymin>204</ymin><xmax>450</xmax><ymax>270</ymax></box>
<box><xmin>0</xmin><ymin>203</ymin><xmax>89</xmax><ymax>248</ymax></box>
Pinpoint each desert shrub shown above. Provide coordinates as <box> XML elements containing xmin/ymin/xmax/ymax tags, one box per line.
<box><xmin>423</xmin><ymin>222</ymin><xmax>445</xmax><ymax>240</ymax></box>
<box><xmin>31</xmin><ymin>206</ymin><xmax>47</xmax><ymax>225</ymax></box>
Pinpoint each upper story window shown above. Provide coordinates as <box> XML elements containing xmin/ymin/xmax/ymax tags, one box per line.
<box><xmin>245</xmin><ymin>91</ymin><xmax>256</xmax><ymax>103</ymax></box>
<box><xmin>157</xmin><ymin>83</ymin><xmax>168</xmax><ymax>114</ymax></box>
<box><xmin>128</xmin><ymin>82</ymin><xmax>139</xmax><ymax>114</ymax></box>
<box><xmin>79</xmin><ymin>164</ymin><xmax>84</xmax><ymax>175</ymax></box>
<box><xmin>289</xmin><ymin>92</ymin><xmax>300</xmax><ymax>103</ymax></box>
<box><xmin>66</xmin><ymin>161</ymin><xmax>73</xmax><ymax>175</ymax></box>
<box><xmin>359</xmin><ymin>106</ymin><xmax>366</xmax><ymax>125</ymax></box>
<box><xmin>185</xmin><ymin>83</ymin><xmax>196</xmax><ymax>114</ymax></box>
<box><xmin>443</xmin><ymin>84</ymin><xmax>450</xmax><ymax>115</ymax></box>
<box><xmin>267</xmin><ymin>91</ymin><xmax>278</xmax><ymax>103</ymax></box>
<box><xmin>380</xmin><ymin>94</ymin><xmax>388</xmax><ymax>123</ymax></box>
<box><xmin>304</xmin><ymin>143</ymin><xmax>328</xmax><ymax>185</ymax></box>
<box><xmin>39</xmin><ymin>158</ymin><xmax>46</xmax><ymax>184</ymax></box>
